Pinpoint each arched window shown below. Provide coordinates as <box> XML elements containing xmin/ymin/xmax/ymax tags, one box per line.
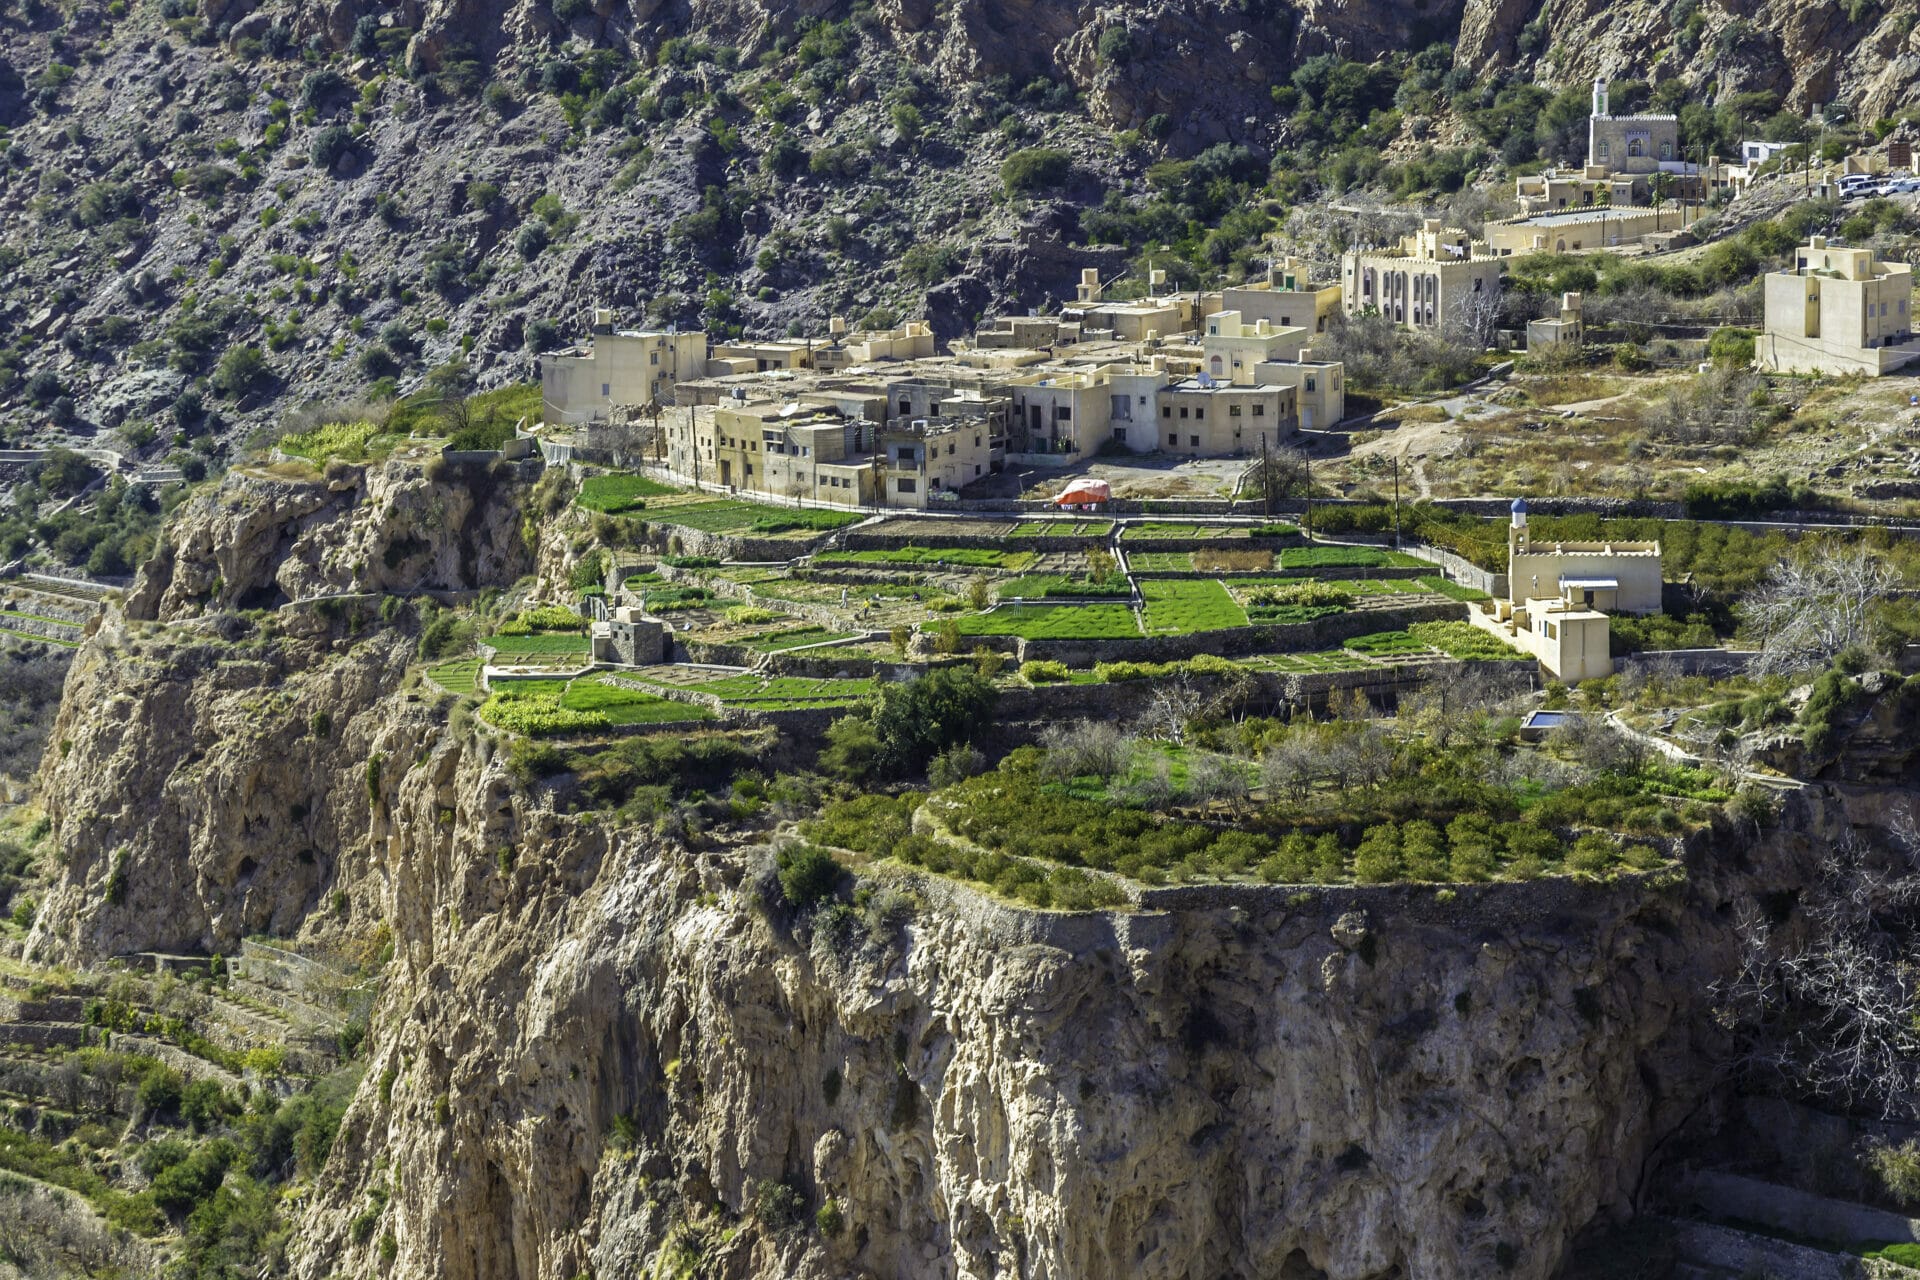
<box><xmin>1628</xmin><ymin>139</ymin><xmax>1645</xmax><ymax>158</ymax></box>
<box><xmin>1598</xmin><ymin>141</ymin><xmax>1610</xmax><ymax>162</ymax></box>
<box><xmin>1660</xmin><ymin>141</ymin><xmax>1673</xmax><ymax>160</ymax></box>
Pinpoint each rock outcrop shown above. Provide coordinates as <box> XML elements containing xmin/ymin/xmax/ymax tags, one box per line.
<box><xmin>127</xmin><ymin>454</ymin><xmax>537</xmax><ymax>620</ymax></box>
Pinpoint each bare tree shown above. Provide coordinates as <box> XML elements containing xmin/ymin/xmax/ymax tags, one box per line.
<box><xmin>1188</xmin><ymin>752</ymin><xmax>1250</xmax><ymax>812</ymax></box>
<box><xmin>1242</xmin><ymin>445</ymin><xmax>1310</xmax><ymax>507</ymax></box>
<box><xmin>1261</xmin><ymin>733</ymin><xmax>1319</xmax><ymax>803</ymax></box>
<box><xmin>1135</xmin><ymin>675</ymin><xmax>1209</xmax><ymax>746</ymax></box>
<box><xmin>1742</xmin><ymin>543</ymin><xmax>1899</xmax><ymax>674</ymax></box>
<box><xmin>1446</xmin><ymin>278</ymin><xmax>1505</xmax><ymax>352</ymax></box>
<box><xmin>1039</xmin><ymin>720</ymin><xmax>1131</xmax><ymax>780</ymax></box>
<box><xmin>1716</xmin><ymin>820</ymin><xmax>1920</xmax><ymax>1118</ymax></box>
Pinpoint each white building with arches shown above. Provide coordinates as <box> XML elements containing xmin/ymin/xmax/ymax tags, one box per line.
<box><xmin>1340</xmin><ymin>220</ymin><xmax>1503</xmax><ymax>334</ymax></box>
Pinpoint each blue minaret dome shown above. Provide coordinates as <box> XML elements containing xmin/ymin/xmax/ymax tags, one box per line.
<box><xmin>1510</xmin><ymin>497</ymin><xmax>1529</xmax><ymax>515</ymax></box>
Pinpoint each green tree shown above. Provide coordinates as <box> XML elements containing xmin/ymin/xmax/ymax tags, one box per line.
<box><xmin>1001</xmin><ymin>148</ymin><xmax>1072</xmax><ymax>196</ymax></box>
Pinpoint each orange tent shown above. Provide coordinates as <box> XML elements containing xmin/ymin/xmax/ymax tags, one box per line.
<box><xmin>1050</xmin><ymin>478</ymin><xmax>1111</xmax><ymax>508</ymax></box>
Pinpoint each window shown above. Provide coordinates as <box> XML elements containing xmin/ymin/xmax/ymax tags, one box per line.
<box><xmin>1179</xmin><ymin>407</ymin><xmax>1189</xmax><ymax>419</ymax></box>
<box><xmin>1280</xmin><ymin>316</ymin><xmax>1291</xmax><ymax>326</ymax></box>
<box><xmin>1113</xmin><ymin>428</ymin><xmax>1127</xmax><ymax>444</ymax></box>
<box><xmin>929</xmin><ymin>403</ymin><xmax>939</xmax><ymax>415</ymax></box>
<box><xmin>1253</xmin><ymin>404</ymin><xmax>1265</xmax><ymax>417</ymax></box>
<box><xmin>974</xmin><ymin>434</ymin><xmax>981</xmax><ymax>446</ymax></box>
<box><xmin>1055</xmin><ymin>406</ymin><xmax>1071</xmax><ymax>421</ymax></box>
<box><xmin>1598</xmin><ymin>141</ymin><xmax>1610</xmax><ymax>162</ymax></box>
<box><xmin>650</xmin><ymin>353</ymin><xmax>659</xmax><ymax>365</ymax></box>
<box><xmin>896</xmin><ymin>478</ymin><xmax>917</xmax><ymax>493</ymax></box>
<box><xmin>1167</xmin><ymin>433</ymin><xmax>1177</xmax><ymax>446</ymax></box>
<box><xmin>1305</xmin><ymin>377</ymin><xmax>1316</xmax><ymax>392</ymax></box>
<box><xmin>1230</xmin><ymin>405</ymin><xmax>1242</xmax><ymax>416</ymax></box>
<box><xmin>601</xmin><ymin>382</ymin><xmax>610</xmax><ymax>397</ymax></box>
<box><xmin>1138</xmin><ymin>395</ymin><xmax>1147</xmax><ymax>405</ymax></box>
<box><xmin>1189</xmin><ymin>435</ymin><xmax>1199</xmax><ymax>447</ymax></box>
<box><xmin>1162</xmin><ymin>406</ymin><xmax>1171</xmax><ymax>419</ymax></box>
<box><xmin>744</xmin><ymin>463</ymin><xmax>754</xmax><ymax>477</ymax></box>
<box><xmin>974</xmin><ymin>464</ymin><xmax>983</xmax><ymax>475</ymax></box>
<box><xmin>947</xmin><ymin>443</ymin><xmax>955</xmax><ymax>455</ymax></box>
<box><xmin>899</xmin><ymin>400</ymin><xmax>911</xmax><ymax>414</ymax></box>
<box><xmin>1660</xmin><ymin>141</ymin><xmax>1672</xmax><ymax>160</ymax></box>
<box><xmin>1195</xmin><ymin>408</ymin><xmax>1205</xmax><ymax>421</ymax></box>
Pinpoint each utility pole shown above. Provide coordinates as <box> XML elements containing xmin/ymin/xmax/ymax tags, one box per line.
<box><xmin>1302</xmin><ymin>457</ymin><xmax>1313</xmax><ymax>540</ymax></box>
<box><xmin>1260</xmin><ymin>431</ymin><xmax>1272</xmax><ymax>519</ymax></box>
<box><xmin>1392</xmin><ymin>455</ymin><xmax>1401</xmax><ymax>548</ymax></box>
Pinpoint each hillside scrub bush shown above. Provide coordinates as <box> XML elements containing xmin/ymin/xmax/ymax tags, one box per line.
<box><xmin>1001</xmin><ymin>147</ymin><xmax>1072</xmax><ymax>195</ymax></box>
<box><xmin>1020</xmin><ymin>659</ymin><xmax>1072</xmax><ymax>683</ymax></box>
<box><xmin>776</xmin><ymin>844</ymin><xmax>842</xmax><ymax>909</ymax></box>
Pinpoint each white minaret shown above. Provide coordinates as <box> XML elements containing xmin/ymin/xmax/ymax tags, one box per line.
<box><xmin>1509</xmin><ymin>496</ymin><xmax>1530</xmax><ymax>556</ymax></box>
<box><xmin>1592</xmin><ymin>77</ymin><xmax>1609</xmax><ymax>119</ymax></box>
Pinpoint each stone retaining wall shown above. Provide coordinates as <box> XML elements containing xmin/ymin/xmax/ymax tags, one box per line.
<box><xmin>0</xmin><ymin>1022</ymin><xmax>90</xmax><ymax>1048</ymax></box>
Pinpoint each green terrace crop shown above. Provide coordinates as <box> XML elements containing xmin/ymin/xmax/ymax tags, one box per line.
<box><xmin>952</xmin><ymin>603</ymin><xmax>1142</xmax><ymax>640</ymax></box>
<box><xmin>1139</xmin><ymin>580</ymin><xmax>1249</xmax><ymax>635</ymax></box>
<box><xmin>739</xmin><ymin>626</ymin><xmax>859</xmax><ymax>652</ymax></box>
<box><xmin>644</xmin><ymin>500</ymin><xmax>864</xmax><ymax>535</ymax></box>
<box><xmin>997</xmin><ymin>575</ymin><xmax>1130</xmax><ymax>599</ymax></box>
<box><xmin>575</xmin><ymin>473</ymin><xmax>683</xmax><ymax>514</ymax></box>
<box><xmin>479</xmin><ymin>677</ymin><xmax>708</xmax><ymax>735</ymax></box>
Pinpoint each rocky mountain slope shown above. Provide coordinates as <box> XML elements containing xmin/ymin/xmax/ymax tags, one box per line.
<box><xmin>0</xmin><ymin>0</ymin><xmax>1912</xmax><ymax>466</ymax></box>
<box><xmin>10</xmin><ymin>454</ymin><xmax>1874</xmax><ymax>1280</ymax></box>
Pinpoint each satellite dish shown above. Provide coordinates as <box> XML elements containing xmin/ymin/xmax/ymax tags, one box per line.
<box><xmin>1197</xmin><ymin>370</ymin><xmax>1216</xmax><ymax>389</ymax></box>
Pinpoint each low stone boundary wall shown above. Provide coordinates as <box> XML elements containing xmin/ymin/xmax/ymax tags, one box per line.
<box><xmin>1124</xmin><ymin>563</ymin><xmax>1430</xmax><ymax>583</ymax></box>
<box><xmin>1013</xmin><ymin>600</ymin><xmax>1465</xmax><ymax>665</ymax></box>
<box><xmin>0</xmin><ymin>615</ymin><xmax>81</xmax><ymax>643</ymax></box>
<box><xmin>0</xmin><ymin>1022</ymin><xmax>90</xmax><ymax>1049</ymax></box>
<box><xmin>1678</xmin><ymin>1169</ymin><xmax>1920</xmax><ymax>1250</ymax></box>
<box><xmin>1659</xmin><ymin>1219</ymin><xmax>1863</xmax><ymax>1280</ymax></box>
<box><xmin>840</xmin><ymin>531</ymin><xmax>1110</xmax><ymax>555</ymax></box>
<box><xmin>643</xmin><ymin>522</ymin><xmax>827</xmax><ymax>564</ymax></box>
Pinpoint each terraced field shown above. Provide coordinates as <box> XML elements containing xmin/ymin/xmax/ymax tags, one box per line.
<box><xmin>1139</xmin><ymin>580</ymin><xmax>1249</xmax><ymax>635</ymax></box>
<box><xmin>952</xmin><ymin>604</ymin><xmax>1142</xmax><ymax>640</ymax></box>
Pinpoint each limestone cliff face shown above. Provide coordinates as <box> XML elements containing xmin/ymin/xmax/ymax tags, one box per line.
<box><xmin>127</xmin><ymin>456</ymin><xmax>537</xmax><ymax>621</ymax></box>
<box><xmin>279</xmin><ymin>730</ymin><xmax>1837</xmax><ymax>1280</ymax></box>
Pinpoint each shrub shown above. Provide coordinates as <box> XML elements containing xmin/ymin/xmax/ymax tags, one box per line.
<box><xmin>1020</xmin><ymin>659</ymin><xmax>1071</xmax><ymax>683</ymax></box>
<box><xmin>1867</xmin><ymin>1140</ymin><xmax>1920</xmax><ymax>1208</ymax></box>
<box><xmin>1097</xmin><ymin>25</ymin><xmax>1135</xmax><ymax>63</ymax></box>
<box><xmin>776</xmin><ymin>844</ymin><xmax>842</xmax><ymax>909</ymax></box>
<box><xmin>1706</xmin><ymin>326</ymin><xmax>1757</xmax><ymax>366</ymax></box>
<box><xmin>137</xmin><ymin>1067</ymin><xmax>184</xmax><ymax>1119</ymax></box>
<box><xmin>1001</xmin><ymin>147</ymin><xmax>1072</xmax><ymax>195</ymax></box>
<box><xmin>753</xmin><ymin>1179</ymin><xmax>807</xmax><ymax>1229</ymax></box>
<box><xmin>309</xmin><ymin>125</ymin><xmax>354</xmax><ymax>170</ymax></box>
<box><xmin>210</xmin><ymin>345</ymin><xmax>269</xmax><ymax>399</ymax></box>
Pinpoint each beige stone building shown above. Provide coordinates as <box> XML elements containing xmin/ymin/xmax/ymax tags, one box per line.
<box><xmin>1200</xmin><ymin>311</ymin><xmax>1310</xmax><ymax>384</ymax></box>
<box><xmin>1468</xmin><ymin>498</ymin><xmax>1663</xmax><ymax>682</ymax></box>
<box><xmin>1757</xmin><ymin>236</ymin><xmax>1920</xmax><ymax>376</ymax></box>
<box><xmin>538</xmin><ymin>314</ymin><xmax>708</xmax><ymax>424</ymax></box>
<box><xmin>1341</xmin><ymin>221</ymin><xmax>1502</xmax><ymax>333</ymax></box>
<box><xmin>1587</xmin><ymin>78</ymin><xmax>1679</xmax><ymax>182</ymax></box>
<box><xmin>1253</xmin><ymin>355</ymin><xmax>1345</xmax><ymax>430</ymax></box>
<box><xmin>1155</xmin><ymin>379</ymin><xmax>1293</xmax><ymax>456</ymax></box>
<box><xmin>1485</xmin><ymin>201</ymin><xmax>1700</xmax><ymax>257</ymax></box>
<box><xmin>1526</xmin><ymin>293</ymin><xmax>1585</xmax><ymax>351</ymax></box>
<box><xmin>1221</xmin><ymin>257</ymin><xmax>1344</xmax><ymax>335</ymax></box>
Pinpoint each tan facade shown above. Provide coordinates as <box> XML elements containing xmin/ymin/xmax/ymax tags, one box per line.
<box><xmin>1155</xmin><ymin>381</ymin><xmax>1292</xmax><ymax>456</ymax></box>
<box><xmin>1253</xmin><ymin>358</ymin><xmax>1345</xmax><ymax>431</ymax></box>
<box><xmin>1200</xmin><ymin>311</ymin><xmax>1310</xmax><ymax>384</ymax></box>
<box><xmin>1587</xmin><ymin>79</ymin><xmax>1678</xmax><ymax>175</ymax></box>
<box><xmin>1485</xmin><ymin>204</ymin><xmax>1696</xmax><ymax>257</ymax></box>
<box><xmin>1342</xmin><ymin>221</ymin><xmax>1502</xmax><ymax>332</ymax></box>
<box><xmin>1221</xmin><ymin>258</ymin><xmax>1343</xmax><ymax>334</ymax></box>
<box><xmin>1758</xmin><ymin>236</ymin><xmax>1920</xmax><ymax>376</ymax></box>
<box><xmin>1506</xmin><ymin>520</ymin><xmax>1661</xmax><ymax>616</ymax></box>
<box><xmin>539</xmin><ymin>324</ymin><xmax>709</xmax><ymax>424</ymax></box>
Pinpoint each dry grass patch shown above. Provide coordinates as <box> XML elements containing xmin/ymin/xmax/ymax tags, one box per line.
<box><xmin>1192</xmin><ymin>547</ymin><xmax>1273</xmax><ymax>572</ymax></box>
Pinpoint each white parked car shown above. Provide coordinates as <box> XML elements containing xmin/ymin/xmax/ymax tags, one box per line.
<box><xmin>1876</xmin><ymin>178</ymin><xmax>1920</xmax><ymax>195</ymax></box>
